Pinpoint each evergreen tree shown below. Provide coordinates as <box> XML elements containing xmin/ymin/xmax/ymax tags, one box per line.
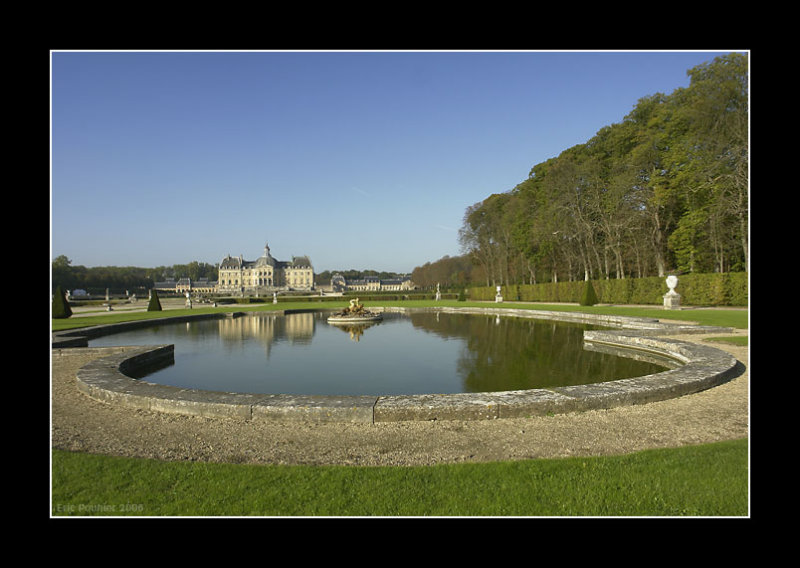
<box><xmin>52</xmin><ymin>286</ymin><xmax>72</xmax><ymax>318</ymax></box>
<box><xmin>147</xmin><ymin>289</ymin><xmax>163</xmax><ymax>311</ymax></box>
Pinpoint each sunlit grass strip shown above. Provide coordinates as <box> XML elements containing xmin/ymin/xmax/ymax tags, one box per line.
<box><xmin>52</xmin><ymin>439</ymin><xmax>747</xmax><ymax>517</ymax></box>
<box><xmin>52</xmin><ymin>300</ymin><xmax>748</xmax><ymax>332</ymax></box>
<box><xmin>706</xmin><ymin>336</ymin><xmax>748</xmax><ymax>346</ymax></box>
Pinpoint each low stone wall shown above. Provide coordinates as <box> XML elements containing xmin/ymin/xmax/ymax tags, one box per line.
<box><xmin>55</xmin><ymin>307</ymin><xmax>742</xmax><ymax>423</ymax></box>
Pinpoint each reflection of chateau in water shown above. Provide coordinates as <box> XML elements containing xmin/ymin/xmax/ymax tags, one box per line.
<box><xmin>89</xmin><ymin>311</ymin><xmax>673</xmax><ymax>396</ymax></box>
<box><xmin>216</xmin><ymin>312</ymin><xmax>317</xmax><ymax>356</ymax></box>
<box><xmin>281</xmin><ymin>312</ymin><xmax>315</xmax><ymax>344</ymax></box>
<box><xmin>213</xmin><ymin>311</ymin><xmax>669</xmax><ymax>391</ymax></box>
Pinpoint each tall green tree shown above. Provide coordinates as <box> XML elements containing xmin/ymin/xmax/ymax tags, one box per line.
<box><xmin>454</xmin><ymin>52</ymin><xmax>748</xmax><ymax>286</ymax></box>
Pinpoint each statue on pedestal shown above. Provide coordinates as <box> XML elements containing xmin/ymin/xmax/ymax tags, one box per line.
<box><xmin>663</xmin><ymin>275</ymin><xmax>681</xmax><ymax>310</ymax></box>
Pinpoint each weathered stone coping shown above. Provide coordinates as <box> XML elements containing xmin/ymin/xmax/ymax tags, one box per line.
<box><xmin>328</xmin><ymin>313</ymin><xmax>383</xmax><ymax>325</ymax></box>
<box><xmin>54</xmin><ymin>307</ymin><xmax>742</xmax><ymax>423</ymax></box>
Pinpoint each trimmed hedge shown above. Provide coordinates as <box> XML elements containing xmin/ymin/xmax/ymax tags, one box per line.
<box><xmin>469</xmin><ymin>272</ymin><xmax>747</xmax><ymax>306</ymax></box>
<box><xmin>580</xmin><ymin>280</ymin><xmax>599</xmax><ymax>306</ymax></box>
<box><xmin>52</xmin><ymin>286</ymin><xmax>72</xmax><ymax>319</ymax></box>
<box><xmin>147</xmin><ymin>289</ymin><xmax>163</xmax><ymax>311</ymax></box>
<box><xmin>214</xmin><ymin>293</ymin><xmax>460</xmax><ymax>304</ymax></box>
<box><xmin>340</xmin><ymin>293</ymin><xmax>459</xmax><ymax>302</ymax></box>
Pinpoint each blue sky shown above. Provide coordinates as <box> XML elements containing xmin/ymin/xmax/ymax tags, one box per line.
<box><xmin>50</xmin><ymin>50</ymin><xmax>736</xmax><ymax>274</ymax></box>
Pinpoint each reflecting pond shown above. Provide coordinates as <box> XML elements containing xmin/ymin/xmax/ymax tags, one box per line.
<box><xmin>88</xmin><ymin>311</ymin><xmax>673</xmax><ymax>396</ymax></box>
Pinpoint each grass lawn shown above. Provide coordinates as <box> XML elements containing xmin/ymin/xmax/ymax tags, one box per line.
<box><xmin>51</xmin><ymin>301</ymin><xmax>749</xmax><ymax>517</ymax></box>
<box><xmin>52</xmin><ymin>439</ymin><xmax>748</xmax><ymax>517</ymax></box>
<box><xmin>51</xmin><ymin>299</ymin><xmax>749</xmax><ymax>331</ymax></box>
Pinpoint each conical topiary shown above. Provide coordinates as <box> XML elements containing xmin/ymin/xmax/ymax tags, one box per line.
<box><xmin>147</xmin><ymin>289</ymin><xmax>163</xmax><ymax>311</ymax></box>
<box><xmin>52</xmin><ymin>286</ymin><xmax>72</xmax><ymax>318</ymax></box>
<box><xmin>579</xmin><ymin>279</ymin><xmax>599</xmax><ymax>306</ymax></box>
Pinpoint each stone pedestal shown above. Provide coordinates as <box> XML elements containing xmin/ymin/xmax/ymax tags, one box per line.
<box><xmin>663</xmin><ymin>292</ymin><xmax>681</xmax><ymax>310</ymax></box>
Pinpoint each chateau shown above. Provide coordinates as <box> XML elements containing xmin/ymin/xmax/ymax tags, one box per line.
<box><xmin>152</xmin><ymin>242</ymin><xmax>415</xmax><ymax>296</ymax></box>
<box><xmin>217</xmin><ymin>243</ymin><xmax>314</xmax><ymax>294</ymax></box>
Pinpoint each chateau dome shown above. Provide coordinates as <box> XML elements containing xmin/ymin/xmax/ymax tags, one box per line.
<box><xmin>254</xmin><ymin>243</ymin><xmax>276</xmax><ymax>267</ymax></box>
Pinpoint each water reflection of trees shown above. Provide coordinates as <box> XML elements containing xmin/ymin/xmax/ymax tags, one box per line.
<box><xmin>408</xmin><ymin>312</ymin><xmax>666</xmax><ymax>391</ymax></box>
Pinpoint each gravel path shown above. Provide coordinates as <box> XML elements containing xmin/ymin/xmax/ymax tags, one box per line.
<box><xmin>51</xmin><ymin>330</ymin><xmax>748</xmax><ymax>467</ymax></box>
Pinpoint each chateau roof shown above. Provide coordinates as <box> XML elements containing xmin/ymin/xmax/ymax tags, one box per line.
<box><xmin>219</xmin><ymin>255</ymin><xmax>242</xmax><ymax>269</ymax></box>
<box><xmin>290</xmin><ymin>255</ymin><xmax>313</xmax><ymax>268</ymax></box>
<box><xmin>218</xmin><ymin>249</ymin><xmax>312</xmax><ymax>270</ymax></box>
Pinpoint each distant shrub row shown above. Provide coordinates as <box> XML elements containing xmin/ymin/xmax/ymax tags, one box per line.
<box><xmin>341</xmin><ymin>293</ymin><xmax>460</xmax><ymax>302</ymax></box>
<box><xmin>468</xmin><ymin>272</ymin><xmax>748</xmax><ymax>307</ymax></box>
<box><xmin>215</xmin><ymin>292</ymin><xmax>460</xmax><ymax>305</ymax></box>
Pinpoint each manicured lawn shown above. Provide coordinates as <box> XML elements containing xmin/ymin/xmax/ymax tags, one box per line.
<box><xmin>52</xmin><ymin>439</ymin><xmax>748</xmax><ymax>517</ymax></box>
<box><xmin>51</xmin><ymin>299</ymin><xmax>749</xmax><ymax>331</ymax></box>
<box><xmin>51</xmin><ymin>301</ymin><xmax>749</xmax><ymax>517</ymax></box>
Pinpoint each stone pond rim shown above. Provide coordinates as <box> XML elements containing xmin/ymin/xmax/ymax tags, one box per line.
<box><xmin>327</xmin><ymin>313</ymin><xmax>384</xmax><ymax>324</ymax></box>
<box><xmin>52</xmin><ymin>306</ymin><xmax>743</xmax><ymax>423</ymax></box>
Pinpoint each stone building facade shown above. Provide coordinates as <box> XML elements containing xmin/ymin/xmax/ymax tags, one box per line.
<box><xmin>217</xmin><ymin>243</ymin><xmax>314</xmax><ymax>295</ymax></box>
<box><xmin>330</xmin><ymin>273</ymin><xmax>414</xmax><ymax>293</ymax></box>
<box><xmin>153</xmin><ymin>277</ymin><xmax>217</xmax><ymax>294</ymax></box>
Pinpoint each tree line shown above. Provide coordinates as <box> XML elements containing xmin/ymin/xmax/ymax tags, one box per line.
<box><xmin>51</xmin><ymin>255</ymin><xmax>411</xmax><ymax>293</ymax></box>
<box><xmin>411</xmin><ymin>255</ymin><xmax>477</xmax><ymax>290</ymax></box>
<box><xmin>453</xmin><ymin>53</ymin><xmax>747</xmax><ymax>288</ymax></box>
<box><xmin>51</xmin><ymin>255</ymin><xmax>218</xmax><ymax>294</ymax></box>
<box><xmin>314</xmin><ymin>269</ymin><xmax>408</xmax><ymax>286</ymax></box>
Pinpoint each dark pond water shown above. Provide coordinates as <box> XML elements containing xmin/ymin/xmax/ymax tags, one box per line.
<box><xmin>88</xmin><ymin>311</ymin><xmax>672</xmax><ymax>396</ymax></box>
